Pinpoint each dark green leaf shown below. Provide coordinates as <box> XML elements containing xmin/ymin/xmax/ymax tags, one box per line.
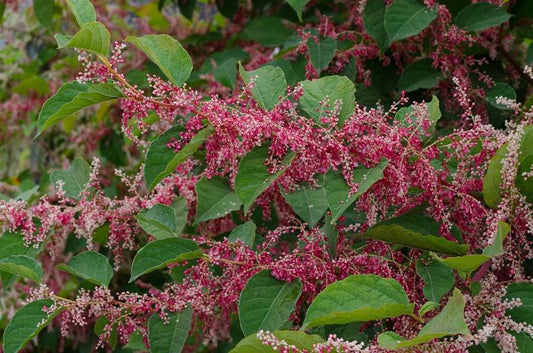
<box><xmin>283</xmin><ymin>185</ymin><xmax>328</xmax><ymax>227</ymax></box>
<box><xmin>302</xmin><ymin>274</ymin><xmax>414</xmax><ymax>329</ymax></box>
<box><xmin>239</xmin><ymin>64</ymin><xmax>287</xmax><ymax>111</ymax></box>
<box><xmin>242</xmin><ymin>17</ymin><xmax>293</xmax><ymax>47</ymax></box>
<box><xmin>485</xmin><ymin>83</ymin><xmax>516</xmax><ymax>110</ymax></box>
<box><xmin>0</xmin><ymin>255</ymin><xmax>43</xmax><ymax>283</ymax></box>
<box><xmin>145</xmin><ymin>125</ymin><xmax>213</xmax><ymax>190</ymax></box>
<box><xmin>195</xmin><ymin>176</ymin><xmax>242</xmax><ymax>224</ymax></box>
<box><xmin>57</xmin><ymin>251</ymin><xmax>113</xmax><ymax>287</ymax></box>
<box><xmin>235</xmin><ymin>145</ymin><xmax>296</xmax><ymax>213</ymax></box>
<box><xmin>285</xmin><ymin>0</ymin><xmax>310</xmax><ymax>22</ymax></box>
<box><xmin>357</xmin><ymin>215</ymin><xmax>468</xmax><ymax>255</ymax></box>
<box><xmin>33</xmin><ymin>0</ymin><xmax>54</xmax><ymax>30</ymax></box>
<box><xmin>398</xmin><ymin>58</ymin><xmax>440</xmax><ymax>92</ymax></box>
<box><xmin>231</xmin><ymin>331</ymin><xmax>324</xmax><ymax>353</ymax></box>
<box><xmin>137</xmin><ymin>198</ymin><xmax>188</xmax><ymax>239</ymax></box>
<box><xmin>505</xmin><ymin>282</ymin><xmax>533</xmax><ymax>326</ymax></box>
<box><xmin>129</xmin><ymin>237</ymin><xmax>202</xmax><ymax>282</ymax></box>
<box><xmin>307</xmin><ymin>37</ymin><xmax>336</xmax><ymax>73</ymax></box>
<box><xmin>37</xmin><ymin>82</ymin><xmax>122</xmax><ymax>136</ymax></box>
<box><xmin>50</xmin><ymin>157</ymin><xmax>91</xmax><ymax>200</ymax></box>
<box><xmin>385</xmin><ymin>0</ymin><xmax>437</xmax><ymax>43</ymax></box>
<box><xmin>455</xmin><ymin>3</ymin><xmax>511</xmax><ymax>31</ymax></box>
<box><xmin>228</xmin><ymin>221</ymin><xmax>257</xmax><ymax>248</ymax></box>
<box><xmin>416</xmin><ymin>260</ymin><xmax>454</xmax><ymax>302</ymax></box>
<box><xmin>363</xmin><ymin>0</ymin><xmax>390</xmax><ymax>52</ymax></box>
<box><xmin>148</xmin><ymin>305</ymin><xmax>193</xmax><ymax>353</ymax></box>
<box><xmin>3</xmin><ymin>299</ymin><xmax>63</xmax><ymax>353</ymax></box>
<box><xmin>239</xmin><ymin>270</ymin><xmax>302</xmax><ymax>335</ymax></box>
<box><xmin>126</xmin><ymin>34</ymin><xmax>193</xmax><ymax>87</ymax></box>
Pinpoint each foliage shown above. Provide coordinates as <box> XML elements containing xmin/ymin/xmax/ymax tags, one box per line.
<box><xmin>0</xmin><ymin>0</ymin><xmax>533</xmax><ymax>352</ymax></box>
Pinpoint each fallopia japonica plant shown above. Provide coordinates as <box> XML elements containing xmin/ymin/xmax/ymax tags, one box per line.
<box><xmin>1</xmin><ymin>0</ymin><xmax>533</xmax><ymax>352</ymax></box>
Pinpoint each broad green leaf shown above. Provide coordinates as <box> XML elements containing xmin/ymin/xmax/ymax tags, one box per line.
<box><xmin>33</xmin><ymin>0</ymin><xmax>54</xmax><ymax>30</ymax></box>
<box><xmin>3</xmin><ymin>299</ymin><xmax>63</xmax><ymax>353</ymax></box>
<box><xmin>148</xmin><ymin>306</ymin><xmax>193</xmax><ymax>353</ymax></box>
<box><xmin>322</xmin><ymin>160</ymin><xmax>388</xmax><ymax>223</ymax></box>
<box><xmin>129</xmin><ymin>237</ymin><xmax>202</xmax><ymax>282</ymax></box>
<box><xmin>0</xmin><ymin>255</ymin><xmax>42</xmax><ymax>283</ymax></box>
<box><xmin>37</xmin><ymin>82</ymin><xmax>122</xmax><ymax>136</ymax></box>
<box><xmin>235</xmin><ymin>145</ymin><xmax>296</xmax><ymax>213</ymax></box>
<box><xmin>437</xmin><ymin>254</ymin><xmax>489</xmax><ymax>274</ymax></box>
<box><xmin>384</xmin><ymin>0</ymin><xmax>437</xmax><ymax>43</ymax></box>
<box><xmin>283</xmin><ymin>185</ymin><xmax>328</xmax><ymax>227</ymax></box>
<box><xmin>394</xmin><ymin>95</ymin><xmax>441</xmax><ymax>134</ymax></box>
<box><xmin>231</xmin><ymin>331</ymin><xmax>324</xmax><ymax>353</ymax></box>
<box><xmin>0</xmin><ymin>233</ymin><xmax>41</xmax><ymax>287</ymax></box>
<box><xmin>485</xmin><ymin>83</ymin><xmax>516</xmax><ymax>110</ymax></box>
<box><xmin>65</xmin><ymin>0</ymin><xmax>96</xmax><ymax>26</ymax></box>
<box><xmin>378</xmin><ymin>288</ymin><xmax>469</xmax><ymax>349</ymax></box>
<box><xmin>482</xmin><ymin>221</ymin><xmax>510</xmax><ymax>257</ymax></box>
<box><xmin>50</xmin><ymin>157</ymin><xmax>91</xmax><ymax>200</ymax></box>
<box><xmin>195</xmin><ymin>176</ymin><xmax>242</xmax><ymax>224</ymax></box>
<box><xmin>126</xmin><ymin>34</ymin><xmax>193</xmax><ymax>87</ymax></box>
<box><xmin>228</xmin><ymin>221</ymin><xmax>257</xmax><ymax>248</ymax></box>
<box><xmin>57</xmin><ymin>251</ymin><xmax>113</xmax><ymax>287</ymax></box>
<box><xmin>239</xmin><ymin>64</ymin><xmax>287</xmax><ymax>111</ymax></box>
<box><xmin>356</xmin><ymin>215</ymin><xmax>468</xmax><ymax>255</ymax></box>
<box><xmin>242</xmin><ymin>17</ymin><xmax>293</xmax><ymax>47</ymax></box>
<box><xmin>239</xmin><ymin>271</ymin><xmax>302</xmax><ymax>336</ymax></box>
<box><xmin>285</xmin><ymin>0</ymin><xmax>310</xmax><ymax>22</ymax></box>
<box><xmin>320</xmin><ymin>214</ymin><xmax>338</xmax><ymax>258</ymax></box>
<box><xmin>145</xmin><ymin>125</ymin><xmax>213</xmax><ymax>191</ymax></box>
<box><xmin>398</xmin><ymin>58</ymin><xmax>440</xmax><ymax>92</ymax></box>
<box><xmin>419</xmin><ymin>301</ymin><xmax>439</xmax><ymax>316</ymax></box>
<box><xmin>302</xmin><ymin>274</ymin><xmax>414</xmax><ymax>329</ymax></box>
<box><xmin>455</xmin><ymin>3</ymin><xmax>511</xmax><ymax>31</ymax></box>
<box><xmin>307</xmin><ymin>37</ymin><xmax>336</xmax><ymax>73</ymax></box>
<box><xmin>136</xmin><ymin>198</ymin><xmax>188</xmax><ymax>239</ymax></box>
<box><xmin>505</xmin><ymin>282</ymin><xmax>533</xmax><ymax>325</ymax></box>
<box><xmin>214</xmin><ymin>58</ymin><xmax>237</xmax><ymax>88</ymax></box>
<box><xmin>56</xmin><ymin>22</ymin><xmax>110</xmax><ymax>56</ymax></box>
<box><xmin>416</xmin><ymin>260</ymin><xmax>454</xmax><ymax>302</ymax></box>
<box><xmin>363</xmin><ymin>0</ymin><xmax>390</xmax><ymax>52</ymax></box>
<box><xmin>94</xmin><ymin>316</ymin><xmax>118</xmax><ymax>349</ymax></box>
<box><xmin>299</xmin><ymin>75</ymin><xmax>355</xmax><ymax>126</ymax></box>
<box><xmin>483</xmin><ymin>143</ymin><xmax>507</xmax><ymax>208</ymax></box>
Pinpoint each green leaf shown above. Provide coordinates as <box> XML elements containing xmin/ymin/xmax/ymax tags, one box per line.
<box><xmin>320</xmin><ymin>214</ymin><xmax>338</xmax><ymax>258</ymax></box>
<box><xmin>0</xmin><ymin>233</ymin><xmax>41</xmax><ymax>287</ymax></box>
<box><xmin>228</xmin><ymin>221</ymin><xmax>257</xmax><ymax>248</ymax></box>
<box><xmin>455</xmin><ymin>3</ymin><xmax>511</xmax><ymax>31</ymax></box>
<box><xmin>0</xmin><ymin>255</ymin><xmax>43</xmax><ymax>283</ymax></box>
<box><xmin>384</xmin><ymin>0</ymin><xmax>437</xmax><ymax>43</ymax></box>
<box><xmin>126</xmin><ymin>34</ymin><xmax>193</xmax><ymax>87</ymax></box>
<box><xmin>394</xmin><ymin>95</ymin><xmax>441</xmax><ymax>134</ymax></box>
<box><xmin>505</xmin><ymin>282</ymin><xmax>533</xmax><ymax>325</ymax></box>
<box><xmin>356</xmin><ymin>215</ymin><xmax>468</xmax><ymax>255</ymax></box>
<box><xmin>436</xmin><ymin>254</ymin><xmax>489</xmax><ymax>274</ymax></box>
<box><xmin>483</xmin><ymin>143</ymin><xmax>507</xmax><ymax>208</ymax></box>
<box><xmin>378</xmin><ymin>288</ymin><xmax>469</xmax><ymax>349</ymax></box>
<box><xmin>239</xmin><ymin>64</ymin><xmax>287</xmax><ymax>111</ymax></box>
<box><xmin>398</xmin><ymin>58</ymin><xmax>440</xmax><ymax>92</ymax></box>
<box><xmin>285</xmin><ymin>0</ymin><xmax>310</xmax><ymax>22</ymax></box>
<box><xmin>485</xmin><ymin>83</ymin><xmax>516</xmax><ymax>110</ymax></box>
<box><xmin>235</xmin><ymin>145</ymin><xmax>296</xmax><ymax>213</ymax></box>
<box><xmin>94</xmin><ymin>316</ymin><xmax>118</xmax><ymax>349</ymax></box>
<box><xmin>56</xmin><ymin>22</ymin><xmax>110</xmax><ymax>56</ymax></box>
<box><xmin>195</xmin><ymin>176</ymin><xmax>242</xmax><ymax>224</ymax></box>
<box><xmin>482</xmin><ymin>221</ymin><xmax>510</xmax><ymax>257</ymax></box>
<box><xmin>322</xmin><ymin>160</ymin><xmax>388</xmax><ymax>223</ymax></box>
<box><xmin>299</xmin><ymin>75</ymin><xmax>355</xmax><ymax>126</ymax></box>
<box><xmin>283</xmin><ymin>185</ymin><xmax>328</xmax><ymax>227</ymax></box>
<box><xmin>239</xmin><ymin>270</ymin><xmax>301</xmax><ymax>336</ymax></box>
<box><xmin>148</xmin><ymin>305</ymin><xmax>193</xmax><ymax>353</ymax></box>
<box><xmin>50</xmin><ymin>157</ymin><xmax>91</xmax><ymax>200</ymax></box>
<box><xmin>307</xmin><ymin>37</ymin><xmax>336</xmax><ymax>73</ymax></box>
<box><xmin>129</xmin><ymin>237</ymin><xmax>202</xmax><ymax>282</ymax></box>
<box><xmin>214</xmin><ymin>58</ymin><xmax>237</xmax><ymax>88</ymax></box>
<box><xmin>242</xmin><ymin>17</ymin><xmax>293</xmax><ymax>47</ymax></box>
<box><xmin>136</xmin><ymin>198</ymin><xmax>188</xmax><ymax>239</ymax></box>
<box><xmin>416</xmin><ymin>260</ymin><xmax>454</xmax><ymax>302</ymax></box>
<box><xmin>3</xmin><ymin>299</ymin><xmax>63</xmax><ymax>353</ymax></box>
<box><xmin>363</xmin><ymin>0</ymin><xmax>390</xmax><ymax>52</ymax></box>
<box><xmin>419</xmin><ymin>301</ymin><xmax>439</xmax><ymax>316</ymax></box>
<box><xmin>37</xmin><ymin>81</ymin><xmax>122</xmax><ymax>136</ymax></box>
<box><xmin>145</xmin><ymin>125</ymin><xmax>213</xmax><ymax>191</ymax></box>
<box><xmin>65</xmin><ymin>0</ymin><xmax>96</xmax><ymax>26</ymax></box>
<box><xmin>57</xmin><ymin>251</ymin><xmax>113</xmax><ymax>287</ymax></box>
<box><xmin>231</xmin><ymin>331</ymin><xmax>324</xmax><ymax>353</ymax></box>
<box><xmin>33</xmin><ymin>0</ymin><xmax>54</xmax><ymax>30</ymax></box>
<box><xmin>302</xmin><ymin>274</ymin><xmax>414</xmax><ymax>329</ymax></box>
